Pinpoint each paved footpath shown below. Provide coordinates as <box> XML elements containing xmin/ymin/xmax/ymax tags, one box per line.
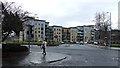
<box><xmin>87</xmin><ymin>44</ymin><xmax>120</xmax><ymax>50</ymax></box>
<box><xmin>2</xmin><ymin>52</ymin><xmax>67</xmax><ymax>66</ymax></box>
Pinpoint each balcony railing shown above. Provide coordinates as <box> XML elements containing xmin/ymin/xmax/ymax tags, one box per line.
<box><xmin>77</xmin><ymin>32</ymin><xmax>83</xmax><ymax>33</ymax></box>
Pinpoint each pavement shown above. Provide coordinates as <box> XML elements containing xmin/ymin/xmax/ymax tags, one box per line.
<box><xmin>1</xmin><ymin>44</ymin><xmax>120</xmax><ymax>67</ymax></box>
<box><xmin>2</xmin><ymin>52</ymin><xmax>67</xmax><ymax>66</ymax></box>
<box><xmin>87</xmin><ymin>44</ymin><xmax>120</xmax><ymax>50</ymax></box>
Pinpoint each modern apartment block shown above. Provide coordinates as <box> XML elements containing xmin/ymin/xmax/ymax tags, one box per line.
<box><xmin>77</xmin><ymin>25</ymin><xmax>95</xmax><ymax>44</ymax></box>
<box><xmin>70</xmin><ymin>27</ymin><xmax>78</xmax><ymax>43</ymax></box>
<box><xmin>46</xmin><ymin>26</ymin><xmax>54</xmax><ymax>42</ymax></box>
<box><xmin>52</xmin><ymin>26</ymin><xmax>62</xmax><ymax>42</ymax></box>
<box><xmin>62</xmin><ymin>27</ymin><xmax>71</xmax><ymax>42</ymax></box>
<box><xmin>22</xmin><ymin>17</ymin><xmax>95</xmax><ymax>43</ymax></box>
<box><xmin>45</xmin><ymin>22</ymin><xmax>49</xmax><ymax>41</ymax></box>
<box><xmin>23</xmin><ymin>17</ymin><xmax>47</xmax><ymax>41</ymax></box>
<box><xmin>77</xmin><ymin>26</ymin><xmax>84</xmax><ymax>44</ymax></box>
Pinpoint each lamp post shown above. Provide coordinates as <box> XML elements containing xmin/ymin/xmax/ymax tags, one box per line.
<box><xmin>106</xmin><ymin>12</ymin><xmax>111</xmax><ymax>47</ymax></box>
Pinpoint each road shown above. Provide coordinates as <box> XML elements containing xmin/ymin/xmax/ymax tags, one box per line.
<box><xmin>29</xmin><ymin>44</ymin><xmax>119</xmax><ymax>66</ymax></box>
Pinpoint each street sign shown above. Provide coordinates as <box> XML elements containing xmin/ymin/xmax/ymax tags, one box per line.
<box><xmin>54</xmin><ymin>35</ymin><xmax>58</xmax><ymax>38</ymax></box>
<box><xmin>31</xmin><ymin>34</ymin><xmax>34</xmax><ymax>38</ymax></box>
<box><xmin>104</xmin><ymin>36</ymin><xmax>107</xmax><ymax>39</ymax></box>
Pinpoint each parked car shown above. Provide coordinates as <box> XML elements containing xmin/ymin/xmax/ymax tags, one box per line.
<box><xmin>94</xmin><ymin>42</ymin><xmax>98</xmax><ymax>45</ymax></box>
<box><xmin>61</xmin><ymin>42</ymin><xmax>64</xmax><ymax>44</ymax></box>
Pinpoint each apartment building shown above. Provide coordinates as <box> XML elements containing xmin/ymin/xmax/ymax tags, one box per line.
<box><xmin>33</xmin><ymin>20</ymin><xmax>45</xmax><ymax>41</ymax></box>
<box><xmin>70</xmin><ymin>27</ymin><xmax>78</xmax><ymax>43</ymax></box>
<box><xmin>24</xmin><ymin>17</ymin><xmax>46</xmax><ymax>41</ymax></box>
<box><xmin>46</xmin><ymin>26</ymin><xmax>54</xmax><ymax>42</ymax></box>
<box><xmin>77</xmin><ymin>25</ymin><xmax>95</xmax><ymax>44</ymax></box>
<box><xmin>52</xmin><ymin>26</ymin><xmax>62</xmax><ymax>42</ymax></box>
<box><xmin>45</xmin><ymin>22</ymin><xmax>49</xmax><ymax>41</ymax></box>
<box><xmin>22</xmin><ymin>17</ymin><xmax>95</xmax><ymax>43</ymax></box>
<box><xmin>77</xmin><ymin>26</ymin><xmax>84</xmax><ymax>44</ymax></box>
<box><xmin>62</xmin><ymin>27</ymin><xmax>70</xmax><ymax>42</ymax></box>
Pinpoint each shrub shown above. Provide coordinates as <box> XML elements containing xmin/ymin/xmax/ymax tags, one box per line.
<box><xmin>2</xmin><ymin>44</ymin><xmax>29</xmax><ymax>52</ymax></box>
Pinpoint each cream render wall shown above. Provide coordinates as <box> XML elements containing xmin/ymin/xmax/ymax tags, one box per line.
<box><xmin>70</xmin><ymin>29</ymin><xmax>78</xmax><ymax>43</ymax></box>
<box><xmin>53</xmin><ymin>28</ymin><xmax>62</xmax><ymax>42</ymax></box>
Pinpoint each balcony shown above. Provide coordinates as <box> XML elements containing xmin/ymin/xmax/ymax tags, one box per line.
<box><xmin>91</xmin><ymin>32</ymin><xmax>94</xmax><ymax>34</ymax></box>
<box><xmin>78</xmin><ymin>34</ymin><xmax>83</xmax><ymax>36</ymax></box>
<box><xmin>77</xmin><ymin>32</ymin><xmax>83</xmax><ymax>34</ymax></box>
<box><xmin>91</xmin><ymin>35</ymin><xmax>94</xmax><ymax>37</ymax></box>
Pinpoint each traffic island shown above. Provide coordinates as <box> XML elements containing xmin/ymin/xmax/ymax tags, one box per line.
<box><xmin>2</xmin><ymin>52</ymin><xmax>68</xmax><ymax>66</ymax></box>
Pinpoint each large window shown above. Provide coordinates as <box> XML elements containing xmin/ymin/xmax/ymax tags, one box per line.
<box><xmin>35</xmin><ymin>27</ymin><xmax>37</xmax><ymax>30</ymax></box>
<box><xmin>35</xmin><ymin>35</ymin><xmax>37</xmax><ymax>37</ymax></box>
<box><xmin>41</xmin><ymin>24</ymin><xmax>43</xmax><ymax>28</ymax></box>
<box><xmin>41</xmin><ymin>35</ymin><xmax>43</xmax><ymax>38</ymax></box>
<box><xmin>38</xmin><ymin>23</ymin><xmax>41</xmax><ymax>25</ymax></box>
<box><xmin>41</xmin><ymin>31</ymin><xmax>43</xmax><ymax>34</ymax></box>
<box><xmin>38</xmin><ymin>27</ymin><xmax>40</xmax><ymax>29</ymax></box>
<box><xmin>41</xmin><ymin>28</ymin><xmax>43</xmax><ymax>30</ymax></box>
<box><xmin>35</xmin><ymin>31</ymin><xmax>37</xmax><ymax>33</ymax></box>
<box><xmin>35</xmin><ymin>23</ymin><xmax>37</xmax><ymax>25</ymax></box>
<box><xmin>38</xmin><ymin>31</ymin><xmax>40</xmax><ymax>33</ymax></box>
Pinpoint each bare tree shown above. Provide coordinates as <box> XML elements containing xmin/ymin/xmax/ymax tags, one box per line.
<box><xmin>94</xmin><ymin>12</ymin><xmax>110</xmax><ymax>44</ymax></box>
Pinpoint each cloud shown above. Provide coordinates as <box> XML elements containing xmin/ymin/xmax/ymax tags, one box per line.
<box><xmin>5</xmin><ymin>0</ymin><xmax>119</xmax><ymax>28</ymax></box>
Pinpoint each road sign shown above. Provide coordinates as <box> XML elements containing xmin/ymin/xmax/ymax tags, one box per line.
<box><xmin>54</xmin><ymin>35</ymin><xmax>58</xmax><ymax>38</ymax></box>
<box><xmin>104</xmin><ymin>36</ymin><xmax>107</xmax><ymax>39</ymax></box>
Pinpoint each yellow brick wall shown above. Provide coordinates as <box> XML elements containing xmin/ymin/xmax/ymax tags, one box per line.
<box><xmin>34</xmin><ymin>25</ymin><xmax>44</xmax><ymax>41</ymax></box>
<box><xmin>70</xmin><ymin>29</ymin><xmax>78</xmax><ymax>43</ymax></box>
<box><xmin>53</xmin><ymin>28</ymin><xmax>62</xmax><ymax>42</ymax></box>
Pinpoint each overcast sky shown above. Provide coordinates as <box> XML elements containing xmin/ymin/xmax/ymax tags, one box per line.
<box><xmin>3</xmin><ymin>0</ymin><xmax>119</xmax><ymax>29</ymax></box>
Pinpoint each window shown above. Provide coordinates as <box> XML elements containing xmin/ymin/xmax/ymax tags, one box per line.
<box><xmin>35</xmin><ymin>35</ymin><xmax>37</xmax><ymax>37</ymax></box>
<box><xmin>32</xmin><ymin>31</ymin><xmax>34</xmax><ymax>34</ymax></box>
<box><xmin>38</xmin><ymin>31</ymin><xmax>40</xmax><ymax>33</ymax></box>
<box><xmin>41</xmin><ymin>24</ymin><xmax>43</xmax><ymax>27</ymax></box>
<box><xmin>27</xmin><ymin>31</ymin><xmax>29</xmax><ymax>34</ymax></box>
<box><xmin>59</xmin><ymin>29</ymin><xmax>61</xmax><ymax>31</ymax></box>
<box><xmin>32</xmin><ymin>27</ymin><xmax>34</xmax><ymax>30</ymax></box>
<box><xmin>35</xmin><ymin>23</ymin><xmax>37</xmax><ymax>25</ymax></box>
<box><xmin>35</xmin><ymin>27</ymin><xmax>37</xmax><ymax>30</ymax></box>
<box><xmin>41</xmin><ymin>31</ymin><xmax>43</xmax><ymax>34</ymax></box>
<box><xmin>38</xmin><ymin>23</ymin><xmax>40</xmax><ymax>25</ymax></box>
<box><xmin>41</xmin><ymin>35</ymin><xmax>43</xmax><ymax>38</ymax></box>
<box><xmin>38</xmin><ymin>27</ymin><xmax>40</xmax><ymax>29</ymax></box>
<box><xmin>38</xmin><ymin>35</ymin><xmax>40</xmax><ymax>37</ymax></box>
<box><xmin>35</xmin><ymin>31</ymin><xmax>37</xmax><ymax>33</ymax></box>
<box><xmin>41</xmin><ymin>28</ymin><xmax>43</xmax><ymax>30</ymax></box>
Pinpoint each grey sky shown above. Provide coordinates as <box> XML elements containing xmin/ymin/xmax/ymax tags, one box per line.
<box><xmin>5</xmin><ymin>0</ymin><xmax>119</xmax><ymax>28</ymax></box>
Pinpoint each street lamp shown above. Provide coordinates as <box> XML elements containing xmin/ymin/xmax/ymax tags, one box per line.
<box><xmin>106</xmin><ymin>12</ymin><xmax>111</xmax><ymax>47</ymax></box>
